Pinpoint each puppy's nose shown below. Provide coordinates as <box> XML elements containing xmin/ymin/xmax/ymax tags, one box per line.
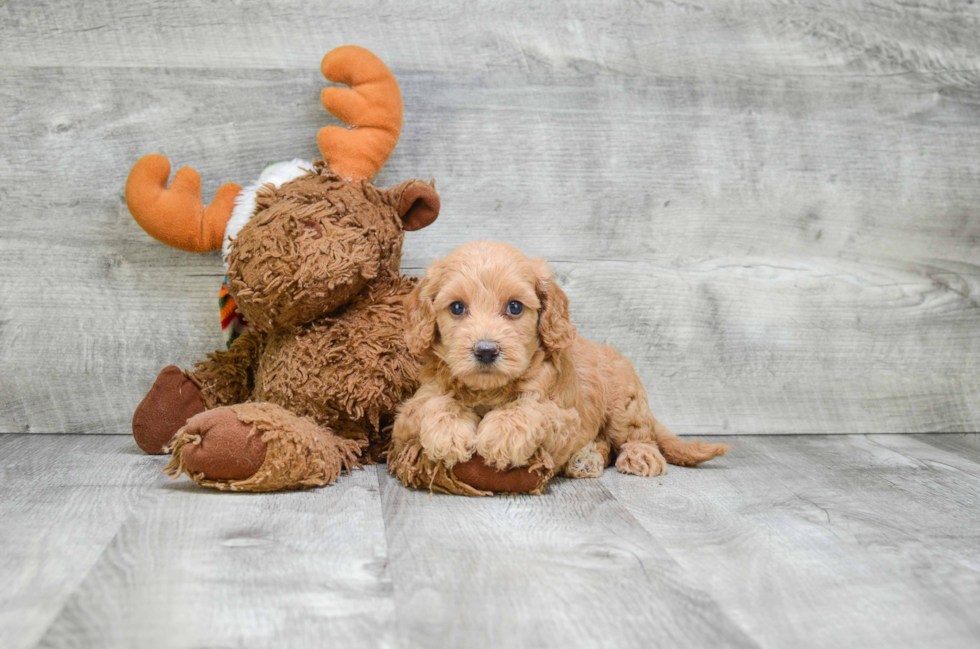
<box><xmin>472</xmin><ymin>340</ymin><xmax>501</xmax><ymax>365</ymax></box>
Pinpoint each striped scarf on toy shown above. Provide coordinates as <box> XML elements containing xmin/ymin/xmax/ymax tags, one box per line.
<box><xmin>220</xmin><ymin>277</ymin><xmax>252</xmax><ymax>348</ymax></box>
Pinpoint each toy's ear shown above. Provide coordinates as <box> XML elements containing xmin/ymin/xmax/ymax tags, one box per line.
<box><xmin>530</xmin><ymin>258</ymin><xmax>576</xmax><ymax>353</ymax></box>
<box><xmin>389</xmin><ymin>180</ymin><xmax>440</xmax><ymax>231</ymax></box>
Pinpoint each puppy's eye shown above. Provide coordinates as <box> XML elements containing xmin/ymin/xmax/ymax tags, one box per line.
<box><xmin>507</xmin><ymin>300</ymin><xmax>524</xmax><ymax>316</ymax></box>
<box><xmin>450</xmin><ymin>301</ymin><xmax>466</xmax><ymax>316</ymax></box>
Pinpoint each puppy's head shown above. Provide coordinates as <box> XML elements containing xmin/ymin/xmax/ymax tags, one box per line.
<box><xmin>406</xmin><ymin>241</ymin><xmax>576</xmax><ymax>390</ymax></box>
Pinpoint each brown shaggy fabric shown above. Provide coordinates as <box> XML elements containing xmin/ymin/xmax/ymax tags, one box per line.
<box><xmin>132</xmin><ymin>365</ymin><xmax>206</xmax><ymax>454</ymax></box>
<box><xmin>226</xmin><ymin>162</ymin><xmax>406</xmax><ymax>332</ymax></box>
<box><xmin>253</xmin><ymin>272</ymin><xmax>421</xmax><ymax>437</ymax></box>
<box><xmin>165</xmin><ymin>403</ymin><xmax>364</xmax><ymax>492</ymax></box>
<box><xmin>144</xmin><ymin>161</ymin><xmax>440</xmax><ymax>492</ymax></box>
<box><xmin>128</xmin><ymin>48</ymin><xmax>444</xmax><ymax>493</ymax></box>
<box><xmin>188</xmin><ymin>328</ymin><xmax>266</xmax><ymax>409</ymax></box>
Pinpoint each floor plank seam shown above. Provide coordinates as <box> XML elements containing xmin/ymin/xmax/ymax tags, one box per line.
<box><xmin>372</xmin><ymin>465</ymin><xmax>408</xmax><ymax>649</ymax></box>
<box><xmin>592</xmin><ymin>477</ymin><xmax>765</xmax><ymax>648</ymax></box>
<box><xmin>26</xmin><ymin>476</ymin><xmax>166</xmax><ymax>649</ymax></box>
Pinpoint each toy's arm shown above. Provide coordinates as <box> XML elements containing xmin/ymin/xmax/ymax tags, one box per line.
<box><xmin>186</xmin><ymin>328</ymin><xmax>266</xmax><ymax>408</ymax></box>
<box><xmin>125</xmin><ymin>154</ymin><xmax>241</xmax><ymax>252</ymax></box>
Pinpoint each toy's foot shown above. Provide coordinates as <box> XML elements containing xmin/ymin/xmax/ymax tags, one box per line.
<box><xmin>388</xmin><ymin>436</ymin><xmax>550</xmax><ymax>496</ymax></box>
<box><xmin>452</xmin><ymin>454</ymin><xmax>545</xmax><ymax>493</ymax></box>
<box><xmin>179</xmin><ymin>408</ymin><xmax>268</xmax><ymax>481</ymax></box>
<box><xmin>132</xmin><ymin>365</ymin><xmax>205</xmax><ymax>454</ymax></box>
<box><xmin>388</xmin><ymin>441</ymin><xmax>487</xmax><ymax>496</ymax></box>
<box><xmin>166</xmin><ymin>402</ymin><xmax>363</xmax><ymax>492</ymax></box>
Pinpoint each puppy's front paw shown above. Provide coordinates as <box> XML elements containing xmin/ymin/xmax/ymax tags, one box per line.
<box><xmin>476</xmin><ymin>408</ymin><xmax>546</xmax><ymax>470</ymax></box>
<box><xmin>419</xmin><ymin>412</ymin><xmax>478</xmax><ymax>467</ymax></box>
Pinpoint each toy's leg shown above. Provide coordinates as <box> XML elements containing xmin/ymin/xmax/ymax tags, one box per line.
<box><xmin>453</xmin><ymin>453</ymin><xmax>551</xmax><ymax>494</ymax></box>
<box><xmin>387</xmin><ymin>439</ymin><xmax>491</xmax><ymax>497</ymax></box>
<box><xmin>132</xmin><ymin>366</ymin><xmax>206</xmax><ymax>454</ymax></box>
<box><xmin>185</xmin><ymin>328</ymin><xmax>265</xmax><ymax>408</ymax></box>
<box><xmin>131</xmin><ymin>329</ymin><xmax>264</xmax><ymax>455</ymax></box>
<box><xmin>164</xmin><ymin>402</ymin><xmax>364</xmax><ymax>492</ymax></box>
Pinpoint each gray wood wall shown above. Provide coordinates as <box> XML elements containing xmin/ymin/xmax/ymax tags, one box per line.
<box><xmin>1</xmin><ymin>0</ymin><xmax>978</xmax><ymax>435</ymax></box>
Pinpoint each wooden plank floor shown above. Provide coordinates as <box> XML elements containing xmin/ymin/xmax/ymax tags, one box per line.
<box><xmin>2</xmin><ymin>434</ymin><xmax>979</xmax><ymax>649</ymax></box>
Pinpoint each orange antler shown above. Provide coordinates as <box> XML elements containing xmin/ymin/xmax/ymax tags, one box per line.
<box><xmin>318</xmin><ymin>45</ymin><xmax>403</xmax><ymax>182</ymax></box>
<box><xmin>125</xmin><ymin>154</ymin><xmax>241</xmax><ymax>253</ymax></box>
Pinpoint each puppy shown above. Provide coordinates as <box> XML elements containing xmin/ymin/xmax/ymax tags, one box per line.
<box><xmin>390</xmin><ymin>241</ymin><xmax>728</xmax><ymax>494</ymax></box>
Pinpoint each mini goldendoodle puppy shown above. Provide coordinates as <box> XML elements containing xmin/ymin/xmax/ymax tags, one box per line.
<box><xmin>389</xmin><ymin>241</ymin><xmax>729</xmax><ymax>494</ymax></box>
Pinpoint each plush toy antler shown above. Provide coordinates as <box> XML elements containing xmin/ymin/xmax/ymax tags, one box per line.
<box><xmin>125</xmin><ymin>46</ymin><xmax>402</xmax><ymax>252</ymax></box>
<box><xmin>318</xmin><ymin>45</ymin><xmax>403</xmax><ymax>182</ymax></box>
<box><xmin>125</xmin><ymin>154</ymin><xmax>242</xmax><ymax>253</ymax></box>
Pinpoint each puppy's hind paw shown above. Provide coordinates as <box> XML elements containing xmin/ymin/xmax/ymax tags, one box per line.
<box><xmin>615</xmin><ymin>441</ymin><xmax>668</xmax><ymax>477</ymax></box>
<box><xmin>562</xmin><ymin>441</ymin><xmax>606</xmax><ymax>479</ymax></box>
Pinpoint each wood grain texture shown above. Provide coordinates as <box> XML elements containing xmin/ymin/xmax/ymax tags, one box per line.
<box><xmin>1</xmin><ymin>0</ymin><xmax>979</xmax><ymax>434</ymax></box>
<box><xmin>603</xmin><ymin>434</ymin><xmax>980</xmax><ymax>648</ymax></box>
<box><xmin>35</xmin><ymin>464</ymin><xmax>394</xmax><ymax>649</ymax></box>
<box><xmin>377</xmin><ymin>467</ymin><xmax>756</xmax><ymax>649</ymax></box>
<box><xmin>0</xmin><ymin>435</ymin><xmax>162</xmax><ymax>649</ymax></box>
<box><xmin>912</xmin><ymin>432</ymin><xmax>980</xmax><ymax>461</ymax></box>
<box><xmin>2</xmin><ymin>0</ymin><xmax>980</xmax><ymax>79</ymax></box>
<box><xmin>4</xmin><ymin>433</ymin><xmax>980</xmax><ymax>648</ymax></box>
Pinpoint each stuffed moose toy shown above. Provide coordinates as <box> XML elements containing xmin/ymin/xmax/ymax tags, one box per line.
<box><xmin>127</xmin><ymin>46</ymin><xmax>538</xmax><ymax>493</ymax></box>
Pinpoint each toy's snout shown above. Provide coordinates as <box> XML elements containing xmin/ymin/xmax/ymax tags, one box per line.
<box><xmin>224</xmin><ymin>171</ymin><xmax>406</xmax><ymax>332</ymax></box>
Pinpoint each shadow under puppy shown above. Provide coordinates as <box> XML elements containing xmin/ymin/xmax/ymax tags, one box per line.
<box><xmin>388</xmin><ymin>241</ymin><xmax>729</xmax><ymax>495</ymax></box>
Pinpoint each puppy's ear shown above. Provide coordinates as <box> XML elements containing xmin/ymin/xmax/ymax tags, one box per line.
<box><xmin>531</xmin><ymin>258</ymin><xmax>576</xmax><ymax>353</ymax></box>
<box><xmin>388</xmin><ymin>180</ymin><xmax>440</xmax><ymax>231</ymax></box>
<box><xmin>404</xmin><ymin>265</ymin><xmax>440</xmax><ymax>355</ymax></box>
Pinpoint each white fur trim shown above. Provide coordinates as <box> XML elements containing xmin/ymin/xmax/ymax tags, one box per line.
<box><xmin>222</xmin><ymin>159</ymin><xmax>313</xmax><ymax>267</ymax></box>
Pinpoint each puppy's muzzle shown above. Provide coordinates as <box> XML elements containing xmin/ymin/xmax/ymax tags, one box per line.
<box><xmin>472</xmin><ymin>340</ymin><xmax>501</xmax><ymax>365</ymax></box>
